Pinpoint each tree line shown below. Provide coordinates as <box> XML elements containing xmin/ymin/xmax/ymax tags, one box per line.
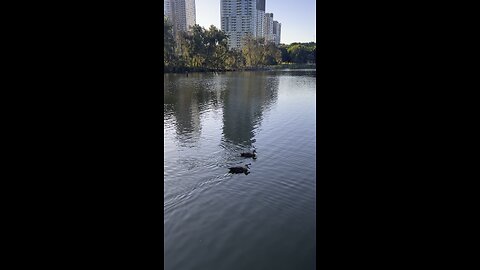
<box><xmin>164</xmin><ymin>16</ymin><xmax>316</xmax><ymax>72</ymax></box>
<box><xmin>279</xmin><ymin>42</ymin><xmax>316</xmax><ymax>64</ymax></box>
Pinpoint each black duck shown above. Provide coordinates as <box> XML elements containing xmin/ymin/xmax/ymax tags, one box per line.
<box><xmin>240</xmin><ymin>150</ymin><xmax>257</xmax><ymax>159</ymax></box>
<box><xmin>228</xmin><ymin>164</ymin><xmax>251</xmax><ymax>175</ymax></box>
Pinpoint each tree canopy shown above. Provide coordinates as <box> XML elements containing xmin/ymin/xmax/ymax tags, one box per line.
<box><xmin>279</xmin><ymin>42</ymin><xmax>316</xmax><ymax>64</ymax></box>
<box><xmin>164</xmin><ymin>20</ymin><xmax>316</xmax><ymax>72</ymax></box>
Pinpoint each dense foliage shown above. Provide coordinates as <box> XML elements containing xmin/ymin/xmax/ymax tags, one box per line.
<box><xmin>164</xmin><ymin>16</ymin><xmax>316</xmax><ymax>72</ymax></box>
<box><xmin>279</xmin><ymin>42</ymin><xmax>316</xmax><ymax>64</ymax></box>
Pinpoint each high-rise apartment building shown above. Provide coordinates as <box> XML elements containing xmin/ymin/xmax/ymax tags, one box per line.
<box><xmin>164</xmin><ymin>0</ymin><xmax>173</xmax><ymax>21</ymax></box>
<box><xmin>256</xmin><ymin>0</ymin><xmax>266</xmax><ymax>38</ymax></box>
<box><xmin>164</xmin><ymin>0</ymin><xmax>196</xmax><ymax>35</ymax></box>
<box><xmin>273</xmin><ymin>20</ymin><xmax>281</xmax><ymax>45</ymax></box>
<box><xmin>264</xmin><ymin>13</ymin><xmax>274</xmax><ymax>43</ymax></box>
<box><xmin>221</xmin><ymin>0</ymin><xmax>281</xmax><ymax>49</ymax></box>
<box><xmin>221</xmin><ymin>0</ymin><xmax>259</xmax><ymax>49</ymax></box>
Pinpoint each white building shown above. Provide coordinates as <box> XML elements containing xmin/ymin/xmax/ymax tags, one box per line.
<box><xmin>164</xmin><ymin>0</ymin><xmax>174</xmax><ymax>23</ymax></box>
<box><xmin>220</xmin><ymin>0</ymin><xmax>282</xmax><ymax>49</ymax></box>
<box><xmin>221</xmin><ymin>0</ymin><xmax>259</xmax><ymax>49</ymax></box>
<box><xmin>256</xmin><ymin>0</ymin><xmax>266</xmax><ymax>38</ymax></box>
<box><xmin>164</xmin><ymin>0</ymin><xmax>196</xmax><ymax>35</ymax></box>
<box><xmin>273</xmin><ymin>20</ymin><xmax>281</xmax><ymax>45</ymax></box>
<box><xmin>264</xmin><ymin>13</ymin><xmax>274</xmax><ymax>43</ymax></box>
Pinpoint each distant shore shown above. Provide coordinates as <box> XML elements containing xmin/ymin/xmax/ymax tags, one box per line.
<box><xmin>164</xmin><ymin>63</ymin><xmax>316</xmax><ymax>74</ymax></box>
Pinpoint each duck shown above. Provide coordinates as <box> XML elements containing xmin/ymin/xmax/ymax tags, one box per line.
<box><xmin>240</xmin><ymin>150</ymin><xmax>257</xmax><ymax>159</ymax></box>
<box><xmin>228</xmin><ymin>164</ymin><xmax>251</xmax><ymax>175</ymax></box>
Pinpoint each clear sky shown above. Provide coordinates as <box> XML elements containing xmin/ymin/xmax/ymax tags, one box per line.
<box><xmin>196</xmin><ymin>0</ymin><xmax>316</xmax><ymax>45</ymax></box>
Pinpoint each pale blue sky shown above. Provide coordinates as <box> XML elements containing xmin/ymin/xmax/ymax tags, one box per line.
<box><xmin>196</xmin><ymin>0</ymin><xmax>316</xmax><ymax>44</ymax></box>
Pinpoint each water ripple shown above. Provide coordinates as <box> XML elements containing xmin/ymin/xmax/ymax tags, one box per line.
<box><xmin>164</xmin><ymin>70</ymin><xmax>316</xmax><ymax>270</ymax></box>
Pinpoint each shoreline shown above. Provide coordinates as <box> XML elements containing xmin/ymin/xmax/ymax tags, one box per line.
<box><xmin>163</xmin><ymin>63</ymin><xmax>316</xmax><ymax>74</ymax></box>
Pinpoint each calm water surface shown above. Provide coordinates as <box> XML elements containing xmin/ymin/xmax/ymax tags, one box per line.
<box><xmin>164</xmin><ymin>70</ymin><xmax>316</xmax><ymax>270</ymax></box>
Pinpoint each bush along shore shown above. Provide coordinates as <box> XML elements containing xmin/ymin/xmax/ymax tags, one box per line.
<box><xmin>164</xmin><ymin>16</ymin><xmax>316</xmax><ymax>74</ymax></box>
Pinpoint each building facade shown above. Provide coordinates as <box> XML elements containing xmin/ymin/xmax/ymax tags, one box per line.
<box><xmin>164</xmin><ymin>0</ymin><xmax>174</xmax><ymax>23</ymax></box>
<box><xmin>220</xmin><ymin>0</ymin><xmax>281</xmax><ymax>49</ymax></box>
<box><xmin>221</xmin><ymin>0</ymin><xmax>258</xmax><ymax>49</ymax></box>
<box><xmin>164</xmin><ymin>0</ymin><xmax>196</xmax><ymax>35</ymax></box>
<box><xmin>264</xmin><ymin>13</ymin><xmax>274</xmax><ymax>43</ymax></box>
<box><xmin>255</xmin><ymin>0</ymin><xmax>266</xmax><ymax>39</ymax></box>
<box><xmin>273</xmin><ymin>20</ymin><xmax>281</xmax><ymax>45</ymax></box>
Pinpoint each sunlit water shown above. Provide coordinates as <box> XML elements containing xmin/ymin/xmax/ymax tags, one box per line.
<box><xmin>164</xmin><ymin>70</ymin><xmax>316</xmax><ymax>270</ymax></box>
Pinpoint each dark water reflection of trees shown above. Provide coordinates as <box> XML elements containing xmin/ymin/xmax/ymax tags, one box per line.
<box><xmin>163</xmin><ymin>72</ymin><xmax>279</xmax><ymax>147</ymax></box>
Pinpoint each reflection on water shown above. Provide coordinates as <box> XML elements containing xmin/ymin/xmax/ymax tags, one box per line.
<box><xmin>164</xmin><ymin>70</ymin><xmax>316</xmax><ymax>270</ymax></box>
<box><xmin>164</xmin><ymin>72</ymin><xmax>279</xmax><ymax>147</ymax></box>
<box><xmin>221</xmin><ymin>72</ymin><xmax>278</xmax><ymax>147</ymax></box>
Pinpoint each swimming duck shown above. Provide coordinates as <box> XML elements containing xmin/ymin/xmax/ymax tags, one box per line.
<box><xmin>240</xmin><ymin>150</ymin><xmax>257</xmax><ymax>159</ymax></box>
<box><xmin>228</xmin><ymin>164</ymin><xmax>251</xmax><ymax>175</ymax></box>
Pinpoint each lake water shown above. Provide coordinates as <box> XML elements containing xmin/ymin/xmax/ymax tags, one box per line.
<box><xmin>164</xmin><ymin>70</ymin><xmax>316</xmax><ymax>270</ymax></box>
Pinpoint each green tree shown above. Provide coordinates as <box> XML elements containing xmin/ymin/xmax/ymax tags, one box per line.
<box><xmin>224</xmin><ymin>49</ymin><xmax>245</xmax><ymax>69</ymax></box>
<box><xmin>286</xmin><ymin>42</ymin><xmax>316</xmax><ymax>64</ymax></box>
<box><xmin>242</xmin><ymin>35</ymin><xmax>265</xmax><ymax>67</ymax></box>
<box><xmin>164</xmin><ymin>16</ymin><xmax>176</xmax><ymax>68</ymax></box>
<box><xmin>263</xmin><ymin>41</ymin><xmax>282</xmax><ymax>65</ymax></box>
<box><xmin>164</xmin><ymin>21</ymin><xmax>313</xmax><ymax>72</ymax></box>
<box><xmin>279</xmin><ymin>44</ymin><xmax>291</xmax><ymax>63</ymax></box>
<box><xmin>177</xmin><ymin>25</ymin><xmax>207</xmax><ymax>68</ymax></box>
<box><xmin>204</xmin><ymin>25</ymin><xmax>229</xmax><ymax>70</ymax></box>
